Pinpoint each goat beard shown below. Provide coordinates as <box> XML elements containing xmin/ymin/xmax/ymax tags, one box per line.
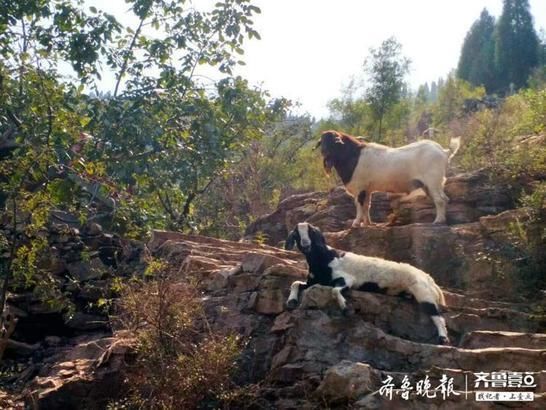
<box><xmin>323</xmin><ymin>158</ymin><xmax>333</xmax><ymax>174</ymax></box>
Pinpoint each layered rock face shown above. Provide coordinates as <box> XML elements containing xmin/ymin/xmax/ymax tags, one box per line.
<box><xmin>245</xmin><ymin>169</ymin><xmax>542</xmax><ymax>299</ymax></box>
<box><xmin>145</xmin><ymin>232</ymin><xmax>546</xmax><ymax>408</ymax></box>
<box><xmin>245</xmin><ymin>170</ymin><xmax>515</xmax><ymax>245</ymax></box>
<box><xmin>7</xmin><ymin>229</ymin><xmax>546</xmax><ymax>408</ymax></box>
<box><xmin>0</xmin><ymin>221</ymin><xmax>142</xmax><ymax>409</ymax></box>
<box><xmin>2</xmin><ymin>168</ymin><xmax>545</xmax><ymax>408</ymax></box>
<box><xmin>244</xmin><ymin>169</ymin><xmax>517</xmax><ymax>246</ymax></box>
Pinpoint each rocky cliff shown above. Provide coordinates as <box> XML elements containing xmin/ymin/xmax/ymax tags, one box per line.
<box><xmin>245</xmin><ymin>169</ymin><xmax>544</xmax><ymax>300</ymax></box>
<box><xmin>1</xmin><ymin>169</ymin><xmax>545</xmax><ymax>409</ymax></box>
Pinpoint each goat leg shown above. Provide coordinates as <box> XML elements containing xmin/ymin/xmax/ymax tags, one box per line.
<box><xmin>286</xmin><ymin>281</ymin><xmax>308</xmax><ymax>310</ymax></box>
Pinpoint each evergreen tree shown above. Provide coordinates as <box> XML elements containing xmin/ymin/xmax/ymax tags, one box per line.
<box><xmin>430</xmin><ymin>81</ymin><xmax>438</xmax><ymax>102</ymax></box>
<box><xmin>495</xmin><ymin>0</ymin><xmax>539</xmax><ymax>92</ymax></box>
<box><xmin>457</xmin><ymin>9</ymin><xmax>496</xmax><ymax>93</ymax></box>
<box><xmin>538</xmin><ymin>29</ymin><xmax>546</xmax><ymax>66</ymax></box>
<box><xmin>528</xmin><ymin>29</ymin><xmax>546</xmax><ymax>88</ymax></box>
<box><xmin>416</xmin><ymin>82</ymin><xmax>430</xmax><ymax>104</ymax></box>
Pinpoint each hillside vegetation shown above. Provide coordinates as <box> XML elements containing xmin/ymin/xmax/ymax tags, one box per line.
<box><xmin>0</xmin><ymin>0</ymin><xmax>545</xmax><ymax>408</ymax></box>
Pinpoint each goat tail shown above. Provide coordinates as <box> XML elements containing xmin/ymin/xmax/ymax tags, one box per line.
<box><xmin>434</xmin><ymin>282</ymin><xmax>446</xmax><ymax>308</ymax></box>
<box><xmin>447</xmin><ymin>136</ymin><xmax>461</xmax><ymax>162</ymax></box>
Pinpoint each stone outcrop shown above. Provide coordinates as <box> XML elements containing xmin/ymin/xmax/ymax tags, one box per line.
<box><xmin>2</xmin><ymin>228</ymin><xmax>544</xmax><ymax>408</ymax></box>
<box><xmin>244</xmin><ymin>169</ymin><xmax>520</xmax><ymax>247</ymax></box>
<box><xmin>145</xmin><ymin>232</ymin><xmax>545</xmax><ymax>408</ymax></box>
<box><xmin>1</xmin><ymin>166</ymin><xmax>544</xmax><ymax>408</ymax></box>
<box><xmin>244</xmin><ymin>169</ymin><xmax>543</xmax><ymax>300</ymax></box>
<box><xmin>2</xmin><ymin>221</ymin><xmax>142</xmax><ymax>347</ymax></box>
<box><xmin>27</xmin><ymin>334</ymin><xmax>135</xmax><ymax>409</ymax></box>
<box><xmin>0</xmin><ymin>219</ymin><xmax>143</xmax><ymax>408</ymax></box>
<box><xmin>321</xmin><ymin>208</ymin><xmax>541</xmax><ymax>298</ymax></box>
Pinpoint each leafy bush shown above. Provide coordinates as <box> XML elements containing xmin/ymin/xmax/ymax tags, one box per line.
<box><xmin>510</xmin><ymin>182</ymin><xmax>546</xmax><ymax>295</ymax></box>
<box><xmin>457</xmin><ymin>87</ymin><xmax>545</xmax><ymax>183</ymax></box>
<box><xmin>432</xmin><ymin>76</ymin><xmax>485</xmax><ymax>127</ymax></box>
<box><xmin>0</xmin><ymin>0</ymin><xmax>267</xmax><ymax>317</ymax></box>
<box><xmin>513</xmin><ymin>88</ymin><xmax>546</xmax><ymax>135</ymax></box>
<box><xmin>194</xmin><ymin>113</ymin><xmax>330</xmax><ymax>239</ymax></box>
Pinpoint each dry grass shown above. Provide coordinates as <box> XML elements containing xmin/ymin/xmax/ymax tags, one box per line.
<box><xmin>111</xmin><ymin>263</ymin><xmax>244</xmax><ymax>409</ymax></box>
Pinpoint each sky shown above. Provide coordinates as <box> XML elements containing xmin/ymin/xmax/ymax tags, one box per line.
<box><xmin>91</xmin><ymin>0</ymin><xmax>546</xmax><ymax>119</ymax></box>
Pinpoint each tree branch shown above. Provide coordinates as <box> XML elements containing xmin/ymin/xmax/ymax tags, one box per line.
<box><xmin>114</xmin><ymin>16</ymin><xmax>147</xmax><ymax>98</ymax></box>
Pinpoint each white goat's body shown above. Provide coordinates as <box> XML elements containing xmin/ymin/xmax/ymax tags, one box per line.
<box><xmin>329</xmin><ymin>251</ymin><xmax>445</xmax><ymax>307</ymax></box>
<box><xmin>343</xmin><ymin>137</ymin><xmax>460</xmax><ymax>226</ymax></box>
<box><xmin>346</xmin><ymin>140</ymin><xmax>450</xmax><ymax>197</ymax></box>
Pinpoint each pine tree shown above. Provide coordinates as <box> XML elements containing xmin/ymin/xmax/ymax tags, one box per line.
<box><xmin>457</xmin><ymin>9</ymin><xmax>496</xmax><ymax>93</ymax></box>
<box><xmin>416</xmin><ymin>83</ymin><xmax>430</xmax><ymax>105</ymax></box>
<box><xmin>495</xmin><ymin>0</ymin><xmax>539</xmax><ymax>92</ymax></box>
<box><xmin>430</xmin><ymin>81</ymin><xmax>438</xmax><ymax>102</ymax></box>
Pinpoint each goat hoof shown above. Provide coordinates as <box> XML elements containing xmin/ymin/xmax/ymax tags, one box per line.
<box><xmin>286</xmin><ymin>299</ymin><xmax>298</xmax><ymax>310</ymax></box>
<box><xmin>438</xmin><ymin>336</ymin><xmax>450</xmax><ymax>345</ymax></box>
<box><xmin>341</xmin><ymin>306</ymin><xmax>354</xmax><ymax>317</ymax></box>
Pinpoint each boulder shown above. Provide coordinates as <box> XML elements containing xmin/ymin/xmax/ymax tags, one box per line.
<box><xmin>66</xmin><ymin>258</ymin><xmax>108</xmax><ymax>282</ymax></box>
<box><xmin>26</xmin><ymin>335</ymin><xmax>135</xmax><ymax>409</ymax></box>
<box><xmin>315</xmin><ymin>360</ymin><xmax>381</xmax><ymax>403</ymax></box>
<box><xmin>65</xmin><ymin>312</ymin><xmax>109</xmax><ymax>331</ymax></box>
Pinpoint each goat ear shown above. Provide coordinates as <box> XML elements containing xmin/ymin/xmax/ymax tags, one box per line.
<box><xmin>313</xmin><ymin>139</ymin><xmax>321</xmax><ymax>150</ymax></box>
<box><xmin>309</xmin><ymin>225</ymin><xmax>327</xmax><ymax>249</ymax></box>
<box><xmin>285</xmin><ymin>231</ymin><xmax>297</xmax><ymax>250</ymax></box>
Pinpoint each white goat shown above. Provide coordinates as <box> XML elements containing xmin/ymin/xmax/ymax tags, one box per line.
<box><xmin>317</xmin><ymin>130</ymin><xmax>461</xmax><ymax>227</ymax></box>
<box><xmin>285</xmin><ymin>222</ymin><xmax>450</xmax><ymax>345</ymax></box>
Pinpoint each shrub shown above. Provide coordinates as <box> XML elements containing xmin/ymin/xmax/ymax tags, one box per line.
<box><xmin>113</xmin><ymin>264</ymin><xmax>243</xmax><ymax>409</ymax></box>
<box><xmin>194</xmin><ymin>115</ymin><xmax>329</xmax><ymax>240</ymax></box>
<box><xmin>456</xmin><ymin>88</ymin><xmax>545</xmax><ymax>183</ymax></box>
<box><xmin>510</xmin><ymin>182</ymin><xmax>546</xmax><ymax>296</ymax></box>
<box><xmin>432</xmin><ymin>76</ymin><xmax>485</xmax><ymax>126</ymax></box>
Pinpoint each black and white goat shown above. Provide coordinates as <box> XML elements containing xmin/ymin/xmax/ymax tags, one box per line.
<box><xmin>285</xmin><ymin>222</ymin><xmax>449</xmax><ymax>344</ymax></box>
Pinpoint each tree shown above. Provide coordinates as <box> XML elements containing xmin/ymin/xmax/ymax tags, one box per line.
<box><xmin>363</xmin><ymin>37</ymin><xmax>410</xmax><ymax>141</ymax></box>
<box><xmin>495</xmin><ymin>0</ymin><xmax>539</xmax><ymax>92</ymax></box>
<box><xmin>528</xmin><ymin>29</ymin><xmax>546</xmax><ymax>89</ymax></box>
<box><xmin>430</xmin><ymin>81</ymin><xmax>439</xmax><ymax>102</ymax></box>
<box><xmin>195</xmin><ymin>109</ymin><xmax>320</xmax><ymax>240</ymax></box>
<box><xmin>432</xmin><ymin>75</ymin><xmax>485</xmax><ymax>126</ymax></box>
<box><xmin>539</xmin><ymin>29</ymin><xmax>546</xmax><ymax>65</ymax></box>
<box><xmin>0</xmin><ymin>0</ymin><xmax>266</xmax><ymax>327</ymax></box>
<box><xmin>326</xmin><ymin>79</ymin><xmax>373</xmax><ymax>136</ymax></box>
<box><xmin>457</xmin><ymin>9</ymin><xmax>496</xmax><ymax>93</ymax></box>
<box><xmin>416</xmin><ymin>82</ymin><xmax>430</xmax><ymax>105</ymax></box>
